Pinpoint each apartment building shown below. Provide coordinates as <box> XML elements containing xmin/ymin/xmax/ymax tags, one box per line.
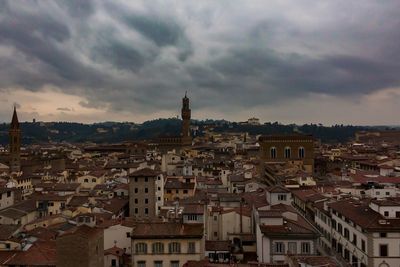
<box><xmin>314</xmin><ymin>198</ymin><xmax>400</xmax><ymax>267</ymax></box>
<box><xmin>131</xmin><ymin>222</ymin><xmax>204</xmax><ymax>267</ymax></box>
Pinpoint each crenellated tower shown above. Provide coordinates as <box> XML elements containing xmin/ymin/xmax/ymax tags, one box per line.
<box><xmin>9</xmin><ymin>106</ymin><xmax>21</xmax><ymax>173</ymax></box>
<box><xmin>181</xmin><ymin>92</ymin><xmax>191</xmax><ymax>145</ymax></box>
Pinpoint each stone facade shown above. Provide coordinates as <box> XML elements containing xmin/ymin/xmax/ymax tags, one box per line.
<box><xmin>56</xmin><ymin>225</ymin><xmax>104</xmax><ymax>267</ymax></box>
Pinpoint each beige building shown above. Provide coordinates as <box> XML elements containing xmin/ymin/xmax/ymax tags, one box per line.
<box><xmin>131</xmin><ymin>222</ymin><xmax>204</xmax><ymax>267</ymax></box>
<box><xmin>315</xmin><ymin>199</ymin><xmax>400</xmax><ymax>267</ymax></box>
<box><xmin>164</xmin><ymin>176</ymin><xmax>196</xmax><ymax>202</ymax></box>
<box><xmin>129</xmin><ymin>168</ymin><xmax>159</xmax><ymax>218</ymax></box>
<box><xmin>0</xmin><ymin>188</ymin><xmax>15</xmax><ymax>210</ymax></box>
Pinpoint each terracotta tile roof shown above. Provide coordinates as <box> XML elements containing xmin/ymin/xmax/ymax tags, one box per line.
<box><xmin>35</xmin><ymin>183</ymin><xmax>80</xmax><ymax>191</ymax></box>
<box><xmin>266</xmin><ymin>185</ymin><xmax>290</xmax><ymax>193</ymax></box>
<box><xmin>131</xmin><ymin>222</ymin><xmax>203</xmax><ymax>239</ymax></box>
<box><xmin>0</xmin><ymin>225</ymin><xmax>20</xmax><ymax>240</ymax></box>
<box><xmin>165</xmin><ymin>179</ymin><xmax>195</xmax><ymax>190</ymax></box>
<box><xmin>205</xmin><ymin>240</ymin><xmax>231</xmax><ymax>251</ymax></box>
<box><xmin>328</xmin><ymin>200</ymin><xmax>400</xmax><ymax>231</ymax></box>
<box><xmin>60</xmin><ymin>225</ymin><xmax>103</xmax><ymax>238</ymax></box>
<box><xmin>260</xmin><ymin>219</ymin><xmax>318</xmax><ymax>237</ymax></box>
<box><xmin>289</xmin><ymin>256</ymin><xmax>339</xmax><ymax>267</ymax></box>
<box><xmin>4</xmin><ymin>240</ymin><xmax>56</xmax><ymax>266</ymax></box>
<box><xmin>183</xmin><ymin>204</ymin><xmax>204</xmax><ymax>215</ymax></box>
<box><xmin>104</xmin><ymin>245</ymin><xmax>125</xmax><ymax>256</ymax></box>
<box><xmin>129</xmin><ymin>168</ymin><xmax>158</xmax><ymax>177</ymax></box>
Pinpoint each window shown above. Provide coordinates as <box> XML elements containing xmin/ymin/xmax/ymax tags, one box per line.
<box><xmin>344</xmin><ymin>249</ymin><xmax>350</xmax><ymax>260</ymax></box>
<box><xmin>338</xmin><ymin>223</ymin><xmax>342</xmax><ymax>234</ymax></box>
<box><xmin>361</xmin><ymin>240</ymin><xmax>366</xmax><ymax>252</ymax></box>
<box><xmin>135</xmin><ymin>178</ymin><xmax>138</xmax><ymax>182</ymax></box>
<box><xmin>332</xmin><ymin>219</ymin><xmax>337</xmax><ymax>229</ymax></box>
<box><xmin>301</xmin><ymin>242</ymin><xmax>310</xmax><ymax>254</ymax></box>
<box><xmin>396</xmin><ymin>211</ymin><xmax>400</xmax><ymax>218</ymax></box>
<box><xmin>84</xmin><ymin>179</ymin><xmax>88</xmax><ymax>183</ymax></box>
<box><xmin>6</xmin><ymin>191</ymin><xmax>11</xmax><ymax>197</ymax></box>
<box><xmin>380</xmin><ymin>244</ymin><xmax>388</xmax><ymax>257</ymax></box>
<box><xmin>167</xmin><ymin>190</ymin><xmax>171</xmax><ymax>193</ymax></box>
<box><xmin>134</xmin><ymin>208</ymin><xmax>138</xmax><ymax>214</ymax></box>
<box><xmin>284</xmin><ymin>147</ymin><xmax>291</xmax><ymax>158</ymax></box>
<box><xmin>384</xmin><ymin>211</ymin><xmax>389</xmax><ymax>217</ymax></box>
<box><xmin>298</xmin><ymin>147</ymin><xmax>305</xmax><ymax>158</ymax></box>
<box><xmin>152</xmin><ymin>242</ymin><xmax>164</xmax><ymax>254</ymax></box>
<box><xmin>158</xmin><ymin>197</ymin><xmax>161</xmax><ymax>201</ymax></box>
<box><xmin>187</xmin><ymin>215</ymin><xmax>198</xmax><ymax>221</ymax></box>
<box><xmin>154</xmin><ymin>261</ymin><xmax>162</xmax><ymax>267</ymax></box>
<box><xmin>274</xmin><ymin>242</ymin><xmax>285</xmax><ymax>254</ymax></box>
<box><xmin>380</xmin><ymin>233</ymin><xmax>387</xmax><ymax>238</ymax></box>
<box><xmin>145</xmin><ymin>177</ymin><xmax>148</xmax><ymax>182</ymax></box>
<box><xmin>188</xmin><ymin>242</ymin><xmax>196</xmax><ymax>253</ymax></box>
<box><xmin>158</xmin><ymin>187</ymin><xmax>161</xmax><ymax>191</ymax></box>
<box><xmin>171</xmin><ymin>261</ymin><xmax>179</xmax><ymax>267</ymax></box>
<box><xmin>344</xmin><ymin>228</ymin><xmax>350</xmax><ymax>239</ymax></box>
<box><xmin>270</xmin><ymin>147</ymin><xmax>277</xmax><ymax>159</ymax></box>
<box><xmin>145</xmin><ymin>208</ymin><xmax>148</xmax><ymax>214</ymax></box>
<box><xmin>92</xmin><ymin>178</ymin><xmax>96</xmax><ymax>183</ymax></box>
<box><xmin>386</xmin><ymin>191</ymin><xmax>390</xmax><ymax>196</ymax></box>
<box><xmin>111</xmin><ymin>259</ymin><xmax>117</xmax><ymax>267</ymax></box>
<box><xmin>176</xmin><ymin>190</ymin><xmax>179</xmax><ymax>193</ymax></box>
<box><xmin>352</xmin><ymin>234</ymin><xmax>357</xmax><ymax>246</ymax></box>
<box><xmin>145</xmin><ymin>188</ymin><xmax>148</xmax><ymax>193</ymax></box>
<box><xmin>213</xmin><ymin>231</ymin><xmax>217</xmax><ymax>237</ymax></box>
<box><xmin>135</xmin><ymin>188</ymin><xmax>138</xmax><ymax>193</ymax></box>
<box><xmin>278</xmin><ymin>194</ymin><xmax>287</xmax><ymax>201</ymax></box>
<box><xmin>137</xmin><ymin>261</ymin><xmax>146</xmax><ymax>267</ymax></box>
<box><xmin>126</xmin><ymin>232</ymin><xmax>131</xmax><ymax>238</ymax></box>
<box><xmin>183</xmin><ymin>190</ymin><xmax>188</xmax><ymax>194</ymax></box>
<box><xmin>136</xmin><ymin>243</ymin><xmax>148</xmax><ymax>254</ymax></box>
<box><xmin>145</xmin><ymin>199</ymin><xmax>148</xmax><ymax>204</ymax></box>
<box><xmin>135</xmin><ymin>199</ymin><xmax>138</xmax><ymax>204</ymax></box>
<box><xmin>288</xmin><ymin>242</ymin><xmax>297</xmax><ymax>254</ymax></box>
<box><xmin>169</xmin><ymin>242</ymin><xmax>181</xmax><ymax>253</ymax></box>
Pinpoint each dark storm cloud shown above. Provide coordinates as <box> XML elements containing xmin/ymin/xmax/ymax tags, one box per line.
<box><xmin>0</xmin><ymin>0</ymin><xmax>400</xmax><ymax>121</ymax></box>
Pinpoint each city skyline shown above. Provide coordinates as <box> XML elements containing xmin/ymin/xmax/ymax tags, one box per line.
<box><xmin>1</xmin><ymin>1</ymin><xmax>400</xmax><ymax>125</ymax></box>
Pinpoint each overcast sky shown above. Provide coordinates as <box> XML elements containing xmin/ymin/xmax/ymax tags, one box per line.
<box><xmin>0</xmin><ymin>0</ymin><xmax>399</xmax><ymax>125</ymax></box>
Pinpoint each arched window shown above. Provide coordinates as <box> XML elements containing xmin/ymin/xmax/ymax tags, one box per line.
<box><xmin>152</xmin><ymin>242</ymin><xmax>164</xmax><ymax>254</ymax></box>
<box><xmin>135</xmin><ymin>242</ymin><xmax>148</xmax><ymax>254</ymax></box>
<box><xmin>168</xmin><ymin>242</ymin><xmax>181</xmax><ymax>253</ymax></box>
<box><xmin>84</xmin><ymin>179</ymin><xmax>88</xmax><ymax>183</ymax></box>
<box><xmin>270</xmin><ymin>147</ymin><xmax>277</xmax><ymax>159</ymax></box>
<box><xmin>284</xmin><ymin>147</ymin><xmax>291</xmax><ymax>159</ymax></box>
<box><xmin>92</xmin><ymin>178</ymin><xmax>96</xmax><ymax>183</ymax></box>
<box><xmin>298</xmin><ymin>147</ymin><xmax>305</xmax><ymax>158</ymax></box>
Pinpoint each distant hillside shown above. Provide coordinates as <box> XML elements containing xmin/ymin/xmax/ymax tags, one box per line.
<box><xmin>0</xmin><ymin>119</ymin><xmax>384</xmax><ymax>145</ymax></box>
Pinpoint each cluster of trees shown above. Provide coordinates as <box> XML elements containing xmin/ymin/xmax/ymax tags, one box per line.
<box><xmin>0</xmin><ymin>119</ymin><xmax>379</xmax><ymax>145</ymax></box>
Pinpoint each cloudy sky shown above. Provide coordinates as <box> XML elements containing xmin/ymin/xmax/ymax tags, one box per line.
<box><xmin>0</xmin><ymin>0</ymin><xmax>399</xmax><ymax>125</ymax></box>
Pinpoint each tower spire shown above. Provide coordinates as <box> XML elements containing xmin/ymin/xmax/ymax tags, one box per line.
<box><xmin>11</xmin><ymin>105</ymin><xmax>19</xmax><ymax>129</ymax></box>
<box><xmin>9</xmin><ymin>105</ymin><xmax>21</xmax><ymax>173</ymax></box>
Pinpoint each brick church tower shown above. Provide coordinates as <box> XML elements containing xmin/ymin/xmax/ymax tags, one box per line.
<box><xmin>9</xmin><ymin>106</ymin><xmax>21</xmax><ymax>173</ymax></box>
<box><xmin>181</xmin><ymin>92</ymin><xmax>191</xmax><ymax>146</ymax></box>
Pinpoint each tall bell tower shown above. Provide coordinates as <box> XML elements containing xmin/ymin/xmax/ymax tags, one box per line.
<box><xmin>181</xmin><ymin>92</ymin><xmax>191</xmax><ymax>146</ymax></box>
<box><xmin>9</xmin><ymin>106</ymin><xmax>21</xmax><ymax>173</ymax></box>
